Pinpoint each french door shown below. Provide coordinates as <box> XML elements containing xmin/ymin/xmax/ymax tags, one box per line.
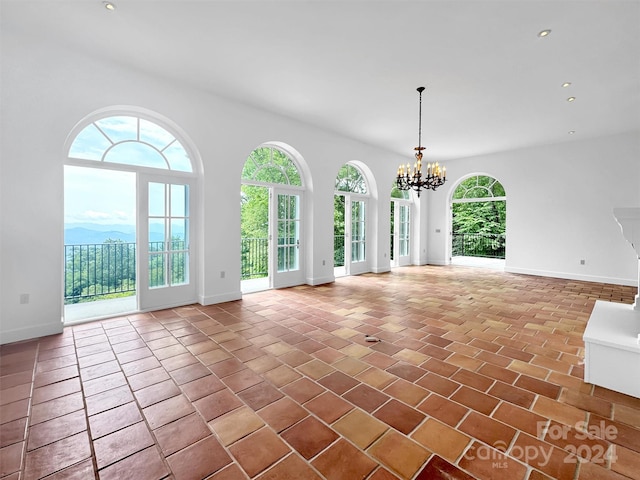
<box><xmin>271</xmin><ymin>189</ymin><xmax>303</xmax><ymax>288</ymax></box>
<box><xmin>334</xmin><ymin>194</ymin><xmax>368</xmax><ymax>276</ymax></box>
<box><xmin>391</xmin><ymin>200</ymin><xmax>411</xmax><ymax>267</ymax></box>
<box><xmin>138</xmin><ymin>175</ymin><xmax>196</xmax><ymax>310</ymax></box>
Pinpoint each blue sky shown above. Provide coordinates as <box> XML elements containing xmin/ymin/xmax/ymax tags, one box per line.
<box><xmin>64</xmin><ymin>116</ymin><xmax>194</xmax><ymax>227</ymax></box>
<box><xmin>64</xmin><ymin>165</ymin><xmax>135</xmax><ymax>225</ymax></box>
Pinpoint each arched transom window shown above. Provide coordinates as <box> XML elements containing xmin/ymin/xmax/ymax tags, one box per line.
<box><xmin>242</xmin><ymin>146</ymin><xmax>302</xmax><ymax>186</ymax></box>
<box><xmin>452</xmin><ymin>175</ymin><xmax>505</xmax><ymax>200</ymax></box>
<box><xmin>335</xmin><ymin>164</ymin><xmax>367</xmax><ymax>194</ymax></box>
<box><xmin>69</xmin><ymin>115</ymin><xmax>192</xmax><ymax>172</ymax></box>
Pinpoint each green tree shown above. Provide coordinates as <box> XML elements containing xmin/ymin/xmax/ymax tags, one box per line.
<box><xmin>452</xmin><ymin>201</ymin><xmax>505</xmax><ymax>235</ymax></box>
<box><xmin>333</xmin><ymin>164</ymin><xmax>368</xmax><ymax>266</ymax></box>
<box><xmin>240</xmin><ymin>146</ymin><xmax>301</xmax><ymax>279</ymax></box>
<box><xmin>241</xmin><ymin>185</ymin><xmax>269</xmax><ymax>279</ymax></box>
<box><xmin>65</xmin><ymin>239</ymin><xmax>136</xmax><ymax>304</ymax></box>
<box><xmin>241</xmin><ymin>185</ymin><xmax>269</xmax><ymax>239</ymax></box>
<box><xmin>452</xmin><ymin>175</ymin><xmax>506</xmax><ymax>258</ymax></box>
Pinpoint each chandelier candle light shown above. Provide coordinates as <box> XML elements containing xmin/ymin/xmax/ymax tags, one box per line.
<box><xmin>396</xmin><ymin>86</ymin><xmax>446</xmax><ymax>196</ymax></box>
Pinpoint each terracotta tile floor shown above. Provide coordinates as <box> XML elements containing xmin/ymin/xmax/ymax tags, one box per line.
<box><xmin>1</xmin><ymin>265</ymin><xmax>640</xmax><ymax>480</ymax></box>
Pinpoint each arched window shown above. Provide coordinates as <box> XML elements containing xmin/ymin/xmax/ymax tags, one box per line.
<box><xmin>334</xmin><ymin>163</ymin><xmax>369</xmax><ymax>276</ymax></box>
<box><xmin>452</xmin><ymin>175</ymin><xmax>505</xmax><ymax>200</ymax></box>
<box><xmin>64</xmin><ymin>111</ymin><xmax>198</xmax><ymax>320</ymax></box>
<box><xmin>240</xmin><ymin>145</ymin><xmax>305</xmax><ymax>291</ymax></box>
<box><xmin>69</xmin><ymin>115</ymin><xmax>192</xmax><ymax>172</ymax></box>
<box><xmin>335</xmin><ymin>164</ymin><xmax>367</xmax><ymax>193</ymax></box>
<box><xmin>242</xmin><ymin>146</ymin><xmax>302</xmax><ymax>186</ymax></box>
<box><xmin>451</xmin><ymin>175</ymin><xmax>506</xmax><ymax>260</ymax></box>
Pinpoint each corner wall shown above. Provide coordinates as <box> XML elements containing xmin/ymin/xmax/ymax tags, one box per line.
<box><xmin>427</xmin><ymin>132</ymin><xmax>640</xmax><ymax>285</ymax></box>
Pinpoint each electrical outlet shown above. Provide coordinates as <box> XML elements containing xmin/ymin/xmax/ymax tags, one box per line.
<box><xmin>220</xmin><ymin>271</ymin><xmax>225</xmax><ymax>278</ymax></box>
<box><xmin>580</xmin><ymin>259</ymin><xmax>586</xmax><ymax>265</ymax></box>
<box><xmin>19</xmin><ymin>293</ymin><xmax>29</xmax><ymax>304</ymax></box>
<box><xmin>322</xmin><ymin>260</ymin><xmax>325</xmax><ymax>266</ymax></box>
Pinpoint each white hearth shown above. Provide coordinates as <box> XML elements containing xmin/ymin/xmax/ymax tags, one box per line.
<box><xmin>582</xmin><ymin>208</ymin><xmax>640</xmax><ymax>398</ymax></box>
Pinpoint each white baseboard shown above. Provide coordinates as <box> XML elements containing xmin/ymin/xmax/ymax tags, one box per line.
<box><xmin>505</xmin><ymin>267</ymin><xmax>637</xmax><ymax>287</ymax></box>
<box><xmin>1</xmin><ymin>321</ymin><xmax>64</xmax><ymax>345</ymax></box>
<box><xmin>199</xmin><ymin>290</ymin><xmax>242</xmax><ymax>305</ymax></box>
<box><xmin>306</xmin><ymin>276</ymin><xmax>335</xmax><ymax>286</ymax></box>
<box><xmin>427</xmin><ymin>259</ymin><xmax>448</xmax><ymax>266</ymax></box>
<box><xmin>371</xmin><ymin>267</ymin><xmax>391</xmax><ymax>274</ymax></box>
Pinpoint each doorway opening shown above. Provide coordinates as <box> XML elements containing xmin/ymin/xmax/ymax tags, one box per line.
<box><xmin>64</xmin><ymin>166</ymin><xmax>137</xmax><ymax>322</ymax></box>
<box><xmin>64</xmin><ymin>112</ymin><xmax>197</xmax><ymax>323</ymax></box>
<box><xmin>240</xmin><ymin>145</ymin><xmax>304</xmax><ymax>293</ymax></box>
<box><xmin>334</xmin><ymin>164</ymin><xmax>369</xmax><ymax>277</ymax></box>
<box><xmin>450</xmin><ymin>174</ymin><xmax>506</xmax><ymax>269</ymax></box>
<box><xmin>390</xmin><ymin>184</ymin><xmax>412</xmax><ymax>267</ymax></box>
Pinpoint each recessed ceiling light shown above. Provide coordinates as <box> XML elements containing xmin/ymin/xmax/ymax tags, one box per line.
<box><xmin>538</xmin><ymin>29</ymin><xmax>551</xmax><ymax>38</ymax></box>
<box><xmin>103</xmin><ymin>1</ymin><xmax>116</xmax><ymax>11</ymax></box>
<box><xmin>569</xmin><ymin>131</ymin><xmax>576</xmax><ymax>135</ymax></box>
<box><xmin>562</xmin><ymin>82</ymin><xmax>572</xmax><ymax>88</ymax></box>
<box><xmin>567</xmin><ymin>97</ymin><xmax>576</xmax><ymax>102</ymax></box>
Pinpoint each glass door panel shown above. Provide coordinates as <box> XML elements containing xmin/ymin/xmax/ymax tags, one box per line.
<box><xmin>277</xmin><ymin>193</ymin><xmax>300</xmax><ymax>272</ymax></box>
<box><xmin>147</xmin><ymin>183</ymin><xmax>189</xmax><ymax>288</ymax></box>
<box><xmin>391</xmin><ymin>201</ymin><xmax>411</xmax><ymax>267</ymax></box>
<box><xmin>333</xmin><ymin>195</ymin><xmax>346</xmax><ymax>272</ymax></box>
<box><xmin>148</xmin><ymin>217</ymin><xmax>166</xmax><ymax>288</ymax></box>
<box><xmin>390</xmin><ymin>201</ymin><xmax>395</xmax><ymax>262</ymax></box>
<box><xmin>139</xmin><ymin>176</ymin><xmax>195</xmax><ymax>311</ymax></box>
<box><xmin>271</xmin><ymin>190</ymin><xmax>303</xmax><ymax>288</ymax></box>
<box><xmin>334</xmin><ymin>195</ymin><xmax>368</xmax><ymax>276</ymax></box>
<box><xmin>351</xmin><ymin>200</ymin><xmax>366</xmax><ymax>262</ymax></box>
<box><xmin>399</xmin><ymin>204</ymin><xmax>410</xmax><ymax>257</ymax></box>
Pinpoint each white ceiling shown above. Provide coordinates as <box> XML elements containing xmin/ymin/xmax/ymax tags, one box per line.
<box><xmin>2</xmin><ymin>0</ymin><xmax>639</xmax><ymax>161</ymax></box>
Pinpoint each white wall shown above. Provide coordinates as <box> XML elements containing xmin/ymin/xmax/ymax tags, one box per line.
<box><xmin>2</xmin><ymin>29</ymin><xmax>638</xmax><ymax>344</ymax></box>
<box><xmin>427</xmin><ymin>132</ymin><xmax>640</xmax><ymax>285</ymax></box>
<box><xmin>0</xmin><ymin>29</ymin><xmax>403</xmax><ymax>344</ymax></box>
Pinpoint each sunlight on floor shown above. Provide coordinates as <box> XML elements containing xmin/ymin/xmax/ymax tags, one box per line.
<box><xmin>241</xmin><ymin>277</ymin><xmax>270</xmax><ymax>294</ymax></box>
<box><xmin>64</xmin><ymin>295</ymin><xmax>137</xmax><ymax>324</ymax></box>
<box><xmin>450</xmin><ymin>256</ymin><xmax>505</xmax><ymax>270</ymax></box>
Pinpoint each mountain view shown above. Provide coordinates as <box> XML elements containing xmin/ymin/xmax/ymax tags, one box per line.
<box><xmin>64</xmin><ymin>223</ymin><xmax>185</xmax><ymax>245</ymax></box>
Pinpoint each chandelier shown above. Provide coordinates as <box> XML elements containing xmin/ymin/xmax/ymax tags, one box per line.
<box><xmin>396</xmin><ymin>86</ymin><xmax>446</xmax><ymax>196</ymax></box>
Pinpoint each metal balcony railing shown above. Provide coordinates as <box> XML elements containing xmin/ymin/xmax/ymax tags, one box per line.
<box><xmin>241</xmin><ymin>237</ymin><xmax>268</xmax><ymax>280</ymax></box>
<box><xmin>334</xmin><ymin>235</ymin><xmax>345</xmax><ymax>267</ymax></box>
<box><xmin>65</xmin><ymin>234</ymin><xmax>378</xmax><ymax>302</ymax></box>
<box><xmin>64</xmin><ymin>242</ymin><xmax>136</xmax><ymax>304</ymax></box>
<box><xmin>452</xmin><ymin>233</ymin><xmax>506</xmax><ymax>259</ymax></box>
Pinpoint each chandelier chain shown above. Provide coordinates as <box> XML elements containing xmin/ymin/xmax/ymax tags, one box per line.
<box><xmin>417</xmin><ymin>87</ymin><xmax>422</xmax><ymax>150</ymax></box>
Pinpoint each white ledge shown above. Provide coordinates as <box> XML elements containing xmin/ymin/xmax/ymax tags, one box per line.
<box><xmin>613</xmin><ymin>207</ymin><xmax>640</xmax><ymax>257</ymax></box>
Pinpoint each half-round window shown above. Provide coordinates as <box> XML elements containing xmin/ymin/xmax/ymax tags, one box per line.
<box><xmin>242</xmin><ymin>146</ymin><xmax>302</xmax><ymax>186</ymax></box>
<box><xmin>69</xmin><ymin>116</ymin><xmax>192</xmax><ymax>172</ymax></box>
<box><xmin>452</xmin><ymin>175</ymin><xmax>505</xmax><ymax>200</ymax></box>
<box><xmin>335</xmin><ymin>164</ymin><xmax>367</xmax><ymax>194</ymax></box>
